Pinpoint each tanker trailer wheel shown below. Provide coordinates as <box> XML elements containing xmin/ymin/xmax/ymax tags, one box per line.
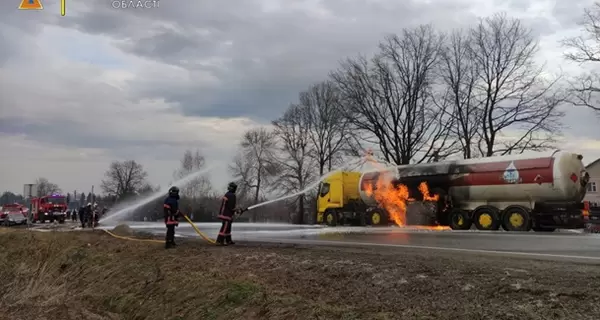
<box><xmin>472</xmin><ymin>206</ymin><xmax>501</xmax><ymax>231</ymax></box>
<box><xmin>324</xmin><ymin>209</ymin><xmax>338</xmax><ymax>227</ymax></box>
<box><xmin>501</xmin><ymin>206</ymin><xmax>532</xmax><ymax>232</ymax></box>
<box><xmin>368</xmin><ymin>209</ymin><xmax>387</xmax><ymax>227</ymax></box>
<box><xmin>448</xmin><ymin>209</ymin><xmax>472</xmax><ymax>230</ymax></box>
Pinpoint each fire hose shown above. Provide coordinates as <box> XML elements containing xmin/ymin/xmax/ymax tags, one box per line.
<box><xmin>181</xmin><ymin>214</ymin><xmax>215</xmax><ymax>244</ymax></box>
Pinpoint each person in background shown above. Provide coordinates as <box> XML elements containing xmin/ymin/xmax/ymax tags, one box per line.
<box><xmin>92</xmin><ymin>204</ymin><xmax>100</xmax><ymax>227</ymax></box>
<box><xmin>216</xmin><ymin>182</ymin><xmax>246</xmax><ymax>246</ymax></box>
<box><xmin>72</xmin><ymin>209</ymin><xmax>78</xmax><ymax>222</ymax></box>
<box><xmin>163</xmin><ymin>186</ymin><xmax>181</xmax><ymax>249</ymax></box>
<box><xmin>79</xmin><ymin>204</ymin><xmax>89</xmax><ymax>228</ymax></box>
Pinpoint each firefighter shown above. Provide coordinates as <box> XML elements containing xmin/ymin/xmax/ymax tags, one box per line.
<box><xmin>92</xmin><ymin>203</ymin><xmax>100</xmax><ymax>227</ymax></box>
<box><xmin>85</xmin><ymin>203</ymin><xmax>94</xmax><ymax>228</ymax></box>
<box><xmin>216</xmin><ymin>182</ymin><xmax>246</xmax><ymax>246</ymax></box>
<box><xmin>163</xmin><ymin>186</ymin><xmax>181</xmax><ymax>249</ymax></box>
<box><xmin>79</xmin><ymin>204</ymin><xmax>90</xmax><ymax>228</ymax></box>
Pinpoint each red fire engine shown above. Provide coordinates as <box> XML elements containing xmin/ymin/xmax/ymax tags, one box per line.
<box><xmin>31</xmin><ymin>194</ymin><xmax>67</xmax><ymax>223</ymax></box>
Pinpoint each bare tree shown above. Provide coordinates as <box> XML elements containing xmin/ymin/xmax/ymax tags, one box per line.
<box><xmin>562</xmin><ymin>3</ymin><xmax>600</xmax><ymax>112</ymax></box>
<box><xmin>470</xmin><ymin>13</ymin><xmax>564</xmax><ymax>156</ymax></box>
<box><xmin>34</xmin><ymin>177</ymin><xmax>61</xmax><ymax>196</ymax></box>
<box><xmin>300</xmin><ymin>81</ymin><xmax>349</xmax><ymax>174</ymax></box>
<box><xmin>100</xmin><ymin>160</ymin><xmax>148</xmax><ymax>199</ymax></box>
<box><xmin>174</xmin><ymin>149</ymin><xmax>212</xmax><ymax>200</ymax></box>
<box><xmin>439</xmin><ymin>30</ymin><xmax>483</xmax><ymax>159</ymax></box>
<box><xmin>228</xmin><ymin>128</ymin><xmax>279</xmax><ymax>221</ymax></box>
<box><xmin>271</xmin><ymin>104</ymin><xmax>316</xmax><ymax>224</ymax></box>
<box><xmin>330</xmin><ymin>25</ymin><xmax>457</xmax><ymax>165</ymax></box>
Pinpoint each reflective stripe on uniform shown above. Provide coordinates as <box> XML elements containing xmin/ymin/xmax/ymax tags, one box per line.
<box><xmin>219</xmin><ymin>196</ymin><xmax>228</xmax><ymax>214</ymax></box>
<box><xmin>219</xmin><ymin>221</ymin><xmax>230</xmax><ymax>236</ymax></box>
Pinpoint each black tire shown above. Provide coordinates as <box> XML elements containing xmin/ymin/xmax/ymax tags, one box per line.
<box><xmin>324</xmin><ymin>210</ymin><xmax>337</xmax><ymax>227</ymax></box>
<box><xmin>532</xmin><ymin>226</ymin><xmax>556</xmax><ymax>232</ymax></box>
<box><xmin>368</xmin><ymin>209</ymin><xmax>387</xmax><ymax>227</ymax></box>
<box><xmin>448</xmin><ymin>209</ymin><xmax>472</xmax><ymax>230</ymax></box>
<box><xmin>356</xmin><ymin>212</ymin><xmax>367</xmax><ymax>227</ymax></box>
<box><xmin>501</xmin><ymin>206</ymin><xmax>532</xmax><ymax>232</ymax></box>
<box><xmin>472</xmin><ymin>206</ymin><xmax>501</xmax><ymax>231</ymax></box>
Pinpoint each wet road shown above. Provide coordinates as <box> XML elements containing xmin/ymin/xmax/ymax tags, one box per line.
<box><xmin>99</xmin><ymin>222</ymin><xmax>600</xmax><ymax>262</ymax></box>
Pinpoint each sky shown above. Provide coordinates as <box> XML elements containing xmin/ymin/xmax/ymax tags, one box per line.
<box><xmin>1</xmin><ymin>0</ymin><xmax>599</xmax><ymax>195</ymax></box>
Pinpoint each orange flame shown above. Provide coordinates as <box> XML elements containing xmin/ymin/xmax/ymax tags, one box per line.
<box><xmin>364</xmin><ymin>178</ymin><xmax>409</xmax><ymax>226</ymax></box>
<box><xmin>362</xmin><ymin>152</ymin><xmax>448</xmax><ymax>230</ymax></box>
<box><xmin>418</xmin><ymin>182</ymin><xmax>439</xmax><ymax>202</ymax></box>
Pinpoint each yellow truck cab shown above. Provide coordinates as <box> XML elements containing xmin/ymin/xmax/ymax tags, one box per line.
<box><xmin>317</xmin><ymin>171</ymin><xmax>386</xmax><ymax>226</ymax></box>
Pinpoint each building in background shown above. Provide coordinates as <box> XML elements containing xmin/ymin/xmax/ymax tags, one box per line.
<box><xmin>585</xmin><ymin>158</ymin><xmax>600</xmax><ymax>207</ymax></box>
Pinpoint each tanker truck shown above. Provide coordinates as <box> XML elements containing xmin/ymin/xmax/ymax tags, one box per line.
<box><xmin>316</xmin><ymin>150</ymin><xmax>591</xmax><ymax>232</ymax></box>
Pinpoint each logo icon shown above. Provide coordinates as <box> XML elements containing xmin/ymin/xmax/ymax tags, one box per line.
<box><xmin>18</xmin><ymin>0</ymin><xmax>43</xmax><ymax>10</ymax></box>
<box><xmin>502</xmin><ymin>161</ymin><xmax>521</xmax><ymax>184</ymax></box>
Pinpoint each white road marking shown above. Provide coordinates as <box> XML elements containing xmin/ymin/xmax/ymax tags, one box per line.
<box><xmin>257</xmin><ymin>238</ymin><xmax>600</xmax><ymax>261</ymax></box>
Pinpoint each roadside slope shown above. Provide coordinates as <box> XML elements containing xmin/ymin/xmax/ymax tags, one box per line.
<box><xmin>1</xmin><ymin>229</ymin><xmax>600</xmax><ymax>320</ymax></box>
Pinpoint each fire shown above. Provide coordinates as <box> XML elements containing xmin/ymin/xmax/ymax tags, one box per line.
<box><xmin>362</xmin><ymin>153</ymin><xmax>448</xmax><ymax>230</ymax></box>
<box><xmin>418</xmin><ymin>182</ymin><xmax>439</xmax><ymax>202</ymax></box>
<box><xmin>364</xmin><ymin>178</ymin><xmax>409</xmax><ymax>226</ymax></box>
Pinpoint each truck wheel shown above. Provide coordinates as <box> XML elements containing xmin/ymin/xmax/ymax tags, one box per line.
<box><xmin>448</xmin><ymin>209</ymin><xmax>472</xmax><ymax>230</ymax></box>
<box><xmin>501</xmin><ymin>206</ymin><xmax>532</xmax><ymax>232</ymax></box>
<box><xmin>368</xmin><ymin>210</ymin><xmax>386</xmax><ymax>227</ymax></box>
<box><xmin>324</xmin><ymin>210</ymin><xmax>338</xmax><ymax>227</ymax></box>
<box><xmin>473</xmin><ymin>206</ymin><xmax>501</xmax><ymax>231</ymax></box>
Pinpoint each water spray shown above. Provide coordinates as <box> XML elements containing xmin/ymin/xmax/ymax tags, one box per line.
<box><xmin>246</xmin><ymin>156</ymin><xmax>391</xmax><ymax>211</ymax></box>
<box><xmin>100</xmin><ymin>166</ymin><xmax>215</xmax><ymax>224</ymax></box>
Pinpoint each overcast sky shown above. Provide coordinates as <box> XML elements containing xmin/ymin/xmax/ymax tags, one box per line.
<box><xmin>1</xmin><ymin>0</ymin><xmax>599</xmax><ymax>195</ymax></box>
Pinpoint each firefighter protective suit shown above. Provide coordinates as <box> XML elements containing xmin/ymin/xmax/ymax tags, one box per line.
<box><xmin>163</xmin><ymin>186</ymin><xmax>181</xmax><ymax>249</ymax></box>
<box><xmin>216</xmin><ymin>182</ymin><xmax>244</xmax><ymax>245</ymax></box>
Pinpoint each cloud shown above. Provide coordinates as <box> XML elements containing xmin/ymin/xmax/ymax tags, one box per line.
<box><xmin>1</xmin><ymin>0</ymin><xmax>599</xmax><ymax>195</ymax></box>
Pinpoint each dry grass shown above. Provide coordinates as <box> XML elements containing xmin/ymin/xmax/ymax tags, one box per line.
<box><xmin>1</xmin><ymin>229</ymin><xmax>600</xmax><ymax>320</ymax></box>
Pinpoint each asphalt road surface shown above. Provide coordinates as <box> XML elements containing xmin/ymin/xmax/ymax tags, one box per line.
<box><xmin>95</xmin><ymin>221</ymin><xmax>600</xmax><ymax>262</ymax></box>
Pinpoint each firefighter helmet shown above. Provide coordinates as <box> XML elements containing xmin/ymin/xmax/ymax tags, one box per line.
<box><xmin>227</xmin><ymin>182</ymin><xmax>238</xmax><ymax>193</ymax></box>
<box><xmin>168</xmin><ymin>186</ymin><xmax>179</xmax><ymax>196</ymax></box>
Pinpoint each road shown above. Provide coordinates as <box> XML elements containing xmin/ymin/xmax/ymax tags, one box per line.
<box><xmin>95</xmin><ymin>221</ymin><xmax>600</xmax><ymax>262</ymax></box>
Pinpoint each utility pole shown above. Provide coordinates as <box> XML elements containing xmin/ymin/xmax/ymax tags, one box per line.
<box><xmin>23</xmin><ymin>183</ymin><xmax>36</xmax><ymax>227</ymax></box>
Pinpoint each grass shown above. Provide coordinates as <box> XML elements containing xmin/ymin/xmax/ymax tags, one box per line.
<box><xmin>1</xmin><ymin>228</ymin><xmax>600</xmax><ymax>320</ymax></box>
<box><xmin>0</xmin><ymin>229</ymin><xmax>358</xmax><ymax>320</ymax></box>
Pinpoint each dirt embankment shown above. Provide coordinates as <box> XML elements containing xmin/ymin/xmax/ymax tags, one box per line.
<box><xmin>1</xmin><ymin>229</ymin><xmax>600</xmax><ymax>320</ymax></box>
